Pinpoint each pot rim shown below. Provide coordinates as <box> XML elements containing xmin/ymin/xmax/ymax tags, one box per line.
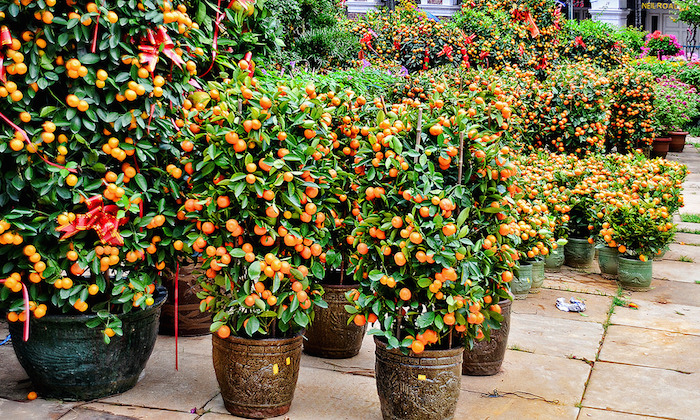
<box><xmin>213</xmin><ymin>331</ymin><xmax>304</xmax><ymax>345</ymax></box>
<box><xmin>26</xmin><ymin>286</ymin><xmax>167</xmax><ymax>323</ymax></box>
<box><xmin>373</xmin><ymin>335</ymin><xmax>464</xmax><ymax>357</ymax></box>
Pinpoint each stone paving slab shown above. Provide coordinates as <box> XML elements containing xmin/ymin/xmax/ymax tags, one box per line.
<box><xmin>599</xmin><ymin>325</ymin><xmax>700</xmax><ymax>374</ymax></box>
<box><xmin>578</xmin><ymin>407</ymin><xmax>669</xmax><ymax>419</ymax></box>
<box><xmin>660</xmin><ymin>243</ymin><xmax>700</xmax><ymax>263</ymax></box>
<box><xmin>203</xmin><ymin>365</ymin><xmax>382</xmax><ymax>420</ymax></box>
<box><xmin>300</xmin><ymin>332</ymin><xmax>375</xmax><ymax>373</ymax></box>
<box><xmin>513</xmin><ymin>288</ymin><xmax>613</xmax><ymax>324</ymax></box>
<box><xmin>582</xmin><ymin>361</ymin><xmax>700</xmax><ymax>420</ymax></box>
<box><xmin>61</xmin><ymin>403</ymin><xmax>198</xmax><ymax>420</ymax></box>
<box><xmin>652</xmin><ymin>260</ymin><xmax>700</xmax><ymax>283</ymax></box>
<box><xmin>624</xmin><ymin>278</ymin><xmax>700</xmax><ymax>307</ymax></box>
<box><xmin>544</xmin><ymin>269</ymin><xmax>619</xmax><ymax>297</ymax></box>
<box><xmin>98</xmin><ymin>336</ymin><xmax>220</xmax><ymax>413</ymax></box>
<box><xmin>456</xmin><ymin>390</ymin><xmax>579</xmax><ymax>419</ymax></box>
<box><xmin>610</xmin><ymin>301</ymin><xmax>700</xmax><ymax>336</ymax></box>
<box><xmin>509</xmin><ymin>313</ymin><xmax>604</xmax><ymax>361</ymax></box>
<box><xmin>461</xmin><ymin>349</ymin><xmax>590</xmax><ymax>406</ymax></box>
<box><xmin>0</xmin><ymin>397</ymin><xmax>76</xmax><ymax>419</ymax></box>
<box><xmin>674</xmin><ymin>232</ymin><xmax>700</xmax><ymax>245</ymax></box>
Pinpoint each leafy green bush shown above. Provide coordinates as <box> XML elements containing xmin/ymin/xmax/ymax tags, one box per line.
<box><xmin>294</xmin><ymin>27</ymin><xmax>360</xmax><ymax>70</ymax></box>
<box><xmin>559</xmin><ymin>20</ymin><xmax>631</xmax><ymax>69</ymax></box>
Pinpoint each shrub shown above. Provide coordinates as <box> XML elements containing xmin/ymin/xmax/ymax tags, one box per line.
<box><xmin>559</xmin><ymin>20</ymin><xmax>631</xmax><ymax>69</ymax></box>
<box><xmin>653</xmin><ymin>75</ymin><xmax>700</xmax><ymax>133</ymax></box>
<box><xmin>641</xmin><ymin>31</ymin><xmax>683</xmax><ymax>59</ymax></box>
<box><xmin>606</xmin><ymin>66</ymin><xmax>656</xmax><ymax>152</ymax></box>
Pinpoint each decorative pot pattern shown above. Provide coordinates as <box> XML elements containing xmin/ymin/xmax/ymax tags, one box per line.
<box><xmin>374</xmin><ymin>337</ymin><xmax>462</xmax><ymax>420</ymax></box>
<box><xmin>544</xmin><ymin>244</ymin><xmax>565</xmax><ymax>272</ymax></box>
<box><xmin>617</xmin><ymin>257</ymin><xmax>653</xmax><ymax>291</ymax></box>
<box><xmin>564</xmin><ymin>237</ymin><xmax>595</xmax><ymax>269</ymax></box>
<box><xmin>512</xmin><ymin>263</ymin><xmax>532</xmax><ymax>299</ymax></box>
<box><xmin>303</xmin><ymin>283</ymin><xmax>366</xmax><ymax>358</ymax></box>
<box><xmin>212</xmin><ymin>334</ymin><xmax>302</xmax><ymax>419</ymax></box>
<box><xmin>529</xmin><ymin>259</ymin><xmax>545</xmax><ymax>293</ymax></box>
<box><xmin>462</xmin><ymin>299</ymin><xmax>512</xmax><ymax>376</ymax></box>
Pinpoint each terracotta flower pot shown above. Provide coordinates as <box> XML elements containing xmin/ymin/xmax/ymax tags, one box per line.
<box><xmin>668</xmin><ymin>131</ymin><xmax>688</xmax><ymax>152</ymax></box>
<box><xmin>303</xmin><ymin>280</ymin><xmax>367</xmax><ymax>359</ymax></box>
<box><xmin>651</xmin><ymin>137</ymin><xmax>671</xmax><ymax>158</ymax></box>
<box><xmin>462</xmin><ymin>299</ymin><xmax>512</xmax><ymax>376</ymax></box>
<box><xmin>374</xmin><ymin>337</ymin><xmax>462</xmax><ymax>420</ymax></box>
<box><xmin>212</xmin><ymin>333</ymin><xmax>303</xmax><ymax>419</ymax></box>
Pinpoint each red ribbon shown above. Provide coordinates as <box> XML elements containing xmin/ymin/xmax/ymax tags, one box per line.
<box><xmin>91</xmin><ymin>4</ymin><xmax>102</xmax><ymax>54</ymax></box>
<box><xmin>437</xmin><ymin>45</ymin><xmax>453</xmax><ymax>59</ymax></box>
<box><xmin>0</xmin><ymin>111</ymin><xmax>78</xmax><ymax>173</ymax></box>
<box><xmin>0</xmin><ymin>277</ymin><xmax>30</xmax><ymax>342</ymax></box>
<box><xmin>574</xmin><ymin>36</ymin><xmax>587</xmax><ymax>49</ymax></box>
<box><xmin>0</xmin><ymin>26</ymin><xmax>13</xmax><ymax>84</ymax></box>
<box><xmin>56</xmin><ymin>195</ymin><xmax>126</xmax><ymax>245</ymax></box>
<box><xmin>175</xmin><ymin>260</ymin><xmax>179</xmax><ymax>370</ymax></box>
<box><xmin>138</xmin><ymin>26</ymin><xmax>185</xmax><ymax>73</ymax></box>
<box><xmin>200</xmin><ymin>0</ymin><xmax>226</xmax><ymax>78</ymax></box>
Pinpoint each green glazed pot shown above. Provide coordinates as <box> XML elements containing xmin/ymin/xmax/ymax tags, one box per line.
<box><xmin>596</xmin><ymin>244</ymin><xmax>619</xmax><ymax>278</ymax></box>
<box><xmin>375</xmin><ymin>337</ymin><xmax>462</xmax><ymax>420</ymax></box>
<box><xmin>617</xmin><ymin>256</ymin><xmax>653</xmax><ymax>290</ymax></box>
<box><xmin>564</xmin><ymin>237</ymin><xmax>595</xmax><ymax>269</ymax></box>
<box><xmin>9</xmin><ymin>287</ymin><xmax>167</xmax><ymax>401</ymax></box>
<box><xmin>544</xmin><ymin>244</ymin><xmax>565</xmax><ymax>272</ymax></box>
<box><xmin>529</xmin><ymin>259</ymin><xmax>545</xmax><ymax>294</ymax></box>
<box><xmin>512</xmin><ymin>262</ymin><xmax>532</xmax><ymax>300</ymax></box>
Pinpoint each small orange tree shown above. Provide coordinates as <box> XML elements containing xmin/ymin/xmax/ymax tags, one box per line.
<box><xmin>181</xmin><ymin>64</ymin><xmax>344</xmax><ymax>338</ymax></box>
<box><xmin>346</xmin><ymin>72</ymin><xmax>520</xmax><ymax>353</ymax></box>
<box><xmin>0</xmin><ymin>0</ymin><xmax>202</xmax><ymax>341</ymax></box>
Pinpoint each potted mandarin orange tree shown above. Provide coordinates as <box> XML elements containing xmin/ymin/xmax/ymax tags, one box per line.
<box><xmin>180</xmin><ymin>62</ymin><xmax>339</xmax><ymax>418</ymax></box>
<box><xmin>346</xmin><ymin>72</ymin><xmax>519</xmax><ymax>419</ymax></box>
<box><xmin>0</xmin><ymin>0</ymin><xmax>201</xmax><ymax>400</ymax></box>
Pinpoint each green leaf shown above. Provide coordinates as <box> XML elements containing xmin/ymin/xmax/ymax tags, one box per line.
<box><xmin>134</xmin><ymin>174</ymin><xmax>148</xmax><ymax>192</ymax></box>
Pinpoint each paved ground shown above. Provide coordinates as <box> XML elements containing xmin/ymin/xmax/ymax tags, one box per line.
<box><xmin>1</xmin><ymin>143</ymin><xmax>699</xmax><ymax>420</ymax></box>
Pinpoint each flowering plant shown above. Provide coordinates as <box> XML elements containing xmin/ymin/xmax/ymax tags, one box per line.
<box><xmin>642</xmin><ymin>31</ymin><xmax>683</xmax><ymax>59</ymax></box>
<box><xmin>653</xmin><ymin>75</ymin><xmax>700</xmax><ymax>132</ymax></box>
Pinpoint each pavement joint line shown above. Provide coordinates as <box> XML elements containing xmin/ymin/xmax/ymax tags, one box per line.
<box><xmin>66</xmin><ymin>399</ymin><xmax>201</xmax><ymax>415</ymax></box>
<box><xmin>460</xmin><ymin>388</ymin><xmax>561</xmax><ymax>405</ymax></box>
<box><xmin>578</xmin><ymin>405</ymin><xmax>680</xmax><ymax>420</ymax></box>
<box><xmin>605</xmin><ymin>322</ymin><xmax>700</xmax><ymax>338</ymax></box>
<box><xmin>575</xmin><ymin>286</ymin><xmax>620</xmax><ymax>417</ymax></box>
<box><xmin>593</xmin><ymin>358</ymin><xmax>693</xmax><ymax>375</ymax></box>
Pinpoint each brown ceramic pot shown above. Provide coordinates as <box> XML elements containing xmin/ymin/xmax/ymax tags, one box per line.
<box><xmin>374</xmin><ymin>337</ymin><xmax>462</xmax><ymax>420</ymax></box>
<box><xmin>303</xmin><ymin>273</ymin><xmax>366</xmax><ymax>358</ymax></box>
<box><xmin>651</xmin><ymin>137</ymin><xmax>671</xmax><ymax>158</ymax></box>
<box><xmin>462</xmin><ymin>299</ymin><xmax>512</xmax><ymax>376</ymax></box>
<box><xmin>159</xmin><ymin>262</ymin><xmax>211</xmax><ymax>336</ymax></box>
<box><xmin>668</xmin><ymin>131</ymin><xmax>688</xmax><ymax>152</ymax></box>
<box><xmin>212</xmin><ymin>334</ymin><xmax>302</xmax><ymax>419</ymax></box>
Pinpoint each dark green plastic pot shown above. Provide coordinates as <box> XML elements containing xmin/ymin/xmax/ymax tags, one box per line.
<box><xmin>512</xmin><ymin>262</ymin><xmax>532</xmax><ymax>300</ymax></box>
<box><xmin>8</xmin><ymin>287</ymin><xmax>167</xmax><ymax>401</ymax></box>
<box><xmin>617</xmin><ymin>257</ymin><xmax>653</xmax><ymax>290</ymax></box>
<box><xmin>564</xmin><ymin>237</ymin><xmax>595</xmax><ymax>269</ymax></box>
<box><xmin>596</xmin><ymin>245</ymin><xmax>619</xmax><ymax>278</ymax></box>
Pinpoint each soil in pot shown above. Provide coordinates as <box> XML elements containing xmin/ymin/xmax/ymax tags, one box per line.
<box><xmin>617</xmin><ymin>256</ymin><xmax>653</xmax><ymax>291</ymax></box>
<box><xmin>462</xmin><ymin>299</ymin><xmax>512</xmax><ymax>376</ymax></box>
<box><xmin>213</xmin><ymin>333</ymin><xmax>302</xmax><ymax>419</ymax></box>
<box><xmin>512</xmin><ymin>262</ymin><xmax>532</xmax><ymax>300</ymax></box>
<box><xmin>668</xmin><ymin>131</ymin><xmax>688</xmax><ymax>153</ymax></box>
<box><xmin>564</xmin><ymin>237</ymin><xmax>595</xmax><ymax>269</ymax></box>
<box><xmin>596</xmin><ymin>244</ymin><xmax>619</xmax><ymax>278</ymax></box>
<box><xmin>8</xmin><ymin>287</ymin><xmax>167</xmax><ymax>401</ymax></box>
<box><xmin>303</xmin><ymin>270</ymin><xmax>366</xmax><ymax>358</ymax></box>
<box><xmin>375</xmin><ymin>337</ymin><xmax>462</xmax><ymax>420</ymax></box>
<box><xmin>159</xmin><ymin>262</ymin><xmax>211</xmax><ymax>336</ymax></box>
<box><xmin>544</xmin><ymin>244</ymin><xmax>565</xmax><ymax>272</ymax></box>
<box><xmin>529</xmin><ymin>259</ymin><xmax>545</xmax><ymax>294</ymax></box>
<box><xmin>651</xmin><ymin>137</ymin><xmax>671</xmax><ymax>159</ymax></box>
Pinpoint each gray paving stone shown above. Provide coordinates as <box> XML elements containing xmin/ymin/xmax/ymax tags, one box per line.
<box><xmin>578</xmin><ymin>407</ymin><xmax>669</xmax><ymax>419</ymax></box>
<box><xmin>512</xmin><ymin>288</ymin><xmax>613</xmax><ymax>324</ymax></box>
<box><xmin>624</xmin><ymin>278</ymin><xmax>700</xmax><ymax>307</ymax></box>
<box><xmin>544</xmin><ymin>268</ymin><xmax>619</xmax><ymax>297</ymax></box>
<box><xmin>456</xmin><ymin>390</ymin><xmax>579</xmax><ymax>419</ymax></box>
<box><xmin>582</xmin><ymin>361</ymin><xmax>700</xmax><ymax>420</ymax></box>
<box><xmin>461</xmin><ymin>349</ymin><xmax>591</xmax><ymax>406</ymax></box>
<box><xmin>674</xmin><ymin>232</ymin><xmax>700</xmax><ymax>244</ymax></box>
<box><xmin>509</xmin><ymin>313</ymin><xmax>604</xmax><ymax>361</ymax></box>
<box><xmin>651</xmin><ymin>259</ymin><xmax>700</xmax><ymax>283</ymax></box>
<box><xmin>300</xmin><ymin>331</ymin><xmax>376</xmax><ymax>373</ymax></box>
<box><xmin>610</xmin><ymin>301</ymin><xmax>700</xmax><ymax>336</ymax></box>
<box><xmin>598</xmin><ymin>325</ymin><xmax>700</xmax><ymax>373</ymax></box>
<box><xmin>660</xmin><ymin>242</ymin><xmax>700</xmax><ymax>263</ymax></box>
<box><xmin>98</xmin><ymin>336</ymin><xmax>219</xmax><ymax>412</ymax></box>
<box><xmin>203</xmin><ymin>365</ymin><xmax>382</xmax><ymax>420</ymax></box>
<box><xmin>60</xmin><ymin>403</ymin><xmax>197</xmax><ymax>420</ymax></box>
<box><xmin>0</xmin><ymin>397</ymin><xmax>75</xmax><ymax>419</ymax></box>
